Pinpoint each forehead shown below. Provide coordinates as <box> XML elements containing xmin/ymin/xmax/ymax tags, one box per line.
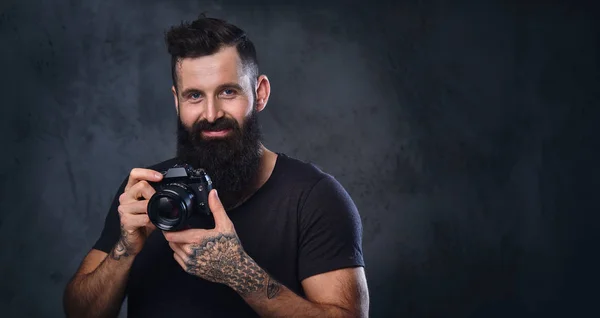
<box><xmin>177</xmin><ymin>46</ymin><xmax>247</xmax><ymax>89</ymax></box>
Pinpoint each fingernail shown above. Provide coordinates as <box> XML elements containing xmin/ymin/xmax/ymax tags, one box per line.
<box><xmin>214</xmin><ymin>189</ymin><xmax>219</xmax><ymax>199</ymax></box>
<box><xmin>155</xmin><ymin>173</ymin><xmax>162</xmax><ymax>179</ymax></box>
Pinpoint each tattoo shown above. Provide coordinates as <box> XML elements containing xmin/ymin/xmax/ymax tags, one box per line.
<box><xmin>266</xmin><ymin>276</ymin><xmax>282</xmax><ymax>299</ymax></box>
<box><xmin>184</xmin><ymin>233</ymin><xmax>282</xmax><ymax>299</ymax></box>
<box><xmin>110</xmin><ymin>224</ymin><xmax>132</xmax><ymax>260</ymax></box>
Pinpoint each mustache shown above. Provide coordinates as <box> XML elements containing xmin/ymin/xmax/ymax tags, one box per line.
<box><xmin>191</xmin><ymin>117</ymin><xmax>239</xmax><ymax>132</ymax></box>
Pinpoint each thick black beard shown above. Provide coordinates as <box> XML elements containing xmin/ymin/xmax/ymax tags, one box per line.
<box><xmin>176</xmin><ymin>108</ymin><xmax>263</xmax><ymax>209</ymax></box>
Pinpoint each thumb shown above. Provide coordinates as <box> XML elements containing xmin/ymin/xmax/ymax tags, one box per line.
<box><xmin>208</xmin><ymin>189</ymin><xmax>230</xmax><ymax>227</ymax></box>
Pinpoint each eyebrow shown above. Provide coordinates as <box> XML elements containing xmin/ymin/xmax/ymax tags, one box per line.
<box><xmin>180</xmin><ymin>83</ymin><xmax>244</xmax><ymax>97</ymax></box>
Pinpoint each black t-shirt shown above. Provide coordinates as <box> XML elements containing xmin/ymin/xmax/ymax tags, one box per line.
<box><xmin>93</xmin><ymin>153</ymin><xmax>365</xmax><ymax>317</ymax></box>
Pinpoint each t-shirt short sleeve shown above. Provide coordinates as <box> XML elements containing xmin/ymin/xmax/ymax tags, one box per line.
<box><xmin>297</xmin><ymin>174</ymin><xmax>365</xmax><ymax>282</ymax></box>
<box><xmin>92</xmin><ymin>176</ymin><xmax>128</xmax><ymax>253</ymax></box>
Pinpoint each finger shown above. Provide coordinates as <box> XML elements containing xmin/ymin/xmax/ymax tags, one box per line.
<box><xmin>173</xmin><ymin>251</ymin><xmax>187</xmax><ymax>271</ymax></box>
<box><xmin>208</xmin><ymin>189</ymin><xmax>231</xmax><ymax>229</ymax></box>
<box><xmin>163</xmin><ymin>228</ymin><xmax>210</xmax><ymax>244</ymax></box>
<box><xmin>168</xmin><ymin>242</ymin><xmax>188</xmax><ymax>258</ymax></box>
<box><xmin>125</xmin><ymin>168</ymin><xmax>163</xmax><ymax>192</ymax></box>
<box><xmin>120</xmin><ymin>213</ymin><xmax>152</xmax><ymax>231</ymax></box>
<box><xmin>117</xmin><ymin>200</ymin><xmax>149</xmax><ymax>216</ymax></box>
<box><xmin>120</xmin><ymin>181</ymin><xmax>156</xmax><ymax>204</ymax></box>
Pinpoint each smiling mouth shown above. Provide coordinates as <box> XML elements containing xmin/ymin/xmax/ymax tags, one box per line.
<box><xmin>202</xmin><ymin>129</ymin><xmax>232</xmax><ymax>137</ymax></box>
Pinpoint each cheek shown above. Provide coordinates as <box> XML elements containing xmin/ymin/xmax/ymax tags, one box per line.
<box><xmin>223</xmin><ymin>98</ymin><xmax>254</xmax><ymax>121</ymax></box>
<box><xmin>179</xmin><ymin>107</ymin><xmax>201</xmax><ymax>126</ymax></box>
<box><xmin>242</xmin><ymin>95</ymin><xmax>257</xmax><ymax>115</ymax></box>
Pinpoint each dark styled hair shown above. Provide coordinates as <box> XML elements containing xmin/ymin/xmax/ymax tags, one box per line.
<box><xmin>164</xmin><ymin>14</ymin><xmax>259</xmax><ymax>92</ymax></box>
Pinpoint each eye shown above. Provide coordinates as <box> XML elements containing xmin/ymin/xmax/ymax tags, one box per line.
<box><xmin>190</xmin><ymin>92</ymin><xmax>201</xmax><ymax>99</ymax></box>
<box><xmin>222</xmin><ymin>89</ymin><xmax>236</xmax><ymax>96</ymax></box>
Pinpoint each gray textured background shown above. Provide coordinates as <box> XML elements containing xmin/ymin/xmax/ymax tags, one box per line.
<box><xmin>1</xmin><ymin>0</ymin><xmax>599</xmax><ymax>317</ymax></box>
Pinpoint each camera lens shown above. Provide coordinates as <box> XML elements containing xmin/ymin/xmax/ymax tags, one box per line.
<box><xmin>156</xmin><ymin>197</ymin><xmax>180</xmax><ymax>220</ymax></box>
<box><xmin>147</xmin><ymin>183</ymin><xmax>195</xmax><ymax>231</ymax></box>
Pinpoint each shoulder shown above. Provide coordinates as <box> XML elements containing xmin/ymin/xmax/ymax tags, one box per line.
<box><xmin>274</xmin><ymin>153</ymin><xmax>338</xmax><ymax>189</ymax></box>
<box><xmin>275</xmin><ymin>153</ymin><xmax>353</xmax><ymax>208</ymax></box>
<box><xmin>276</xmin><ymin>153</ymin><xmax>327</xmax><ymax>177</ymax></box>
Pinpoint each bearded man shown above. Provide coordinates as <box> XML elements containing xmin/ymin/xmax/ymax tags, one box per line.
<box><xmin>63</xmin><ymin>15</ymin><xmax>369</xmax><ymax>318</ymax></box>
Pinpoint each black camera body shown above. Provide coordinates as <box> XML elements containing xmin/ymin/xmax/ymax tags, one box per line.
<box><xmin>147</xmin><ymin>164</ymin><xmax>213</xmax><ymax>231</ymax></box>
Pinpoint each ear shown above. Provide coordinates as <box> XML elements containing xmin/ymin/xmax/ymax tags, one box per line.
<box><xmin>171</xmin><ymin>85</ymin><xmax>179</xmax><ymax>115</ymax></box>
<box><xmin>255</xmin><ymin>75</ymin><xmax>271</xmax><ymax>112</ymax></box>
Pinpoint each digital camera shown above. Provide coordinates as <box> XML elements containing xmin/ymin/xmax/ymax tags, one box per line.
<box><xmin>147</xmin><ymin>164</ymin><xmax>213</xmax><ymax>231</ymax></box>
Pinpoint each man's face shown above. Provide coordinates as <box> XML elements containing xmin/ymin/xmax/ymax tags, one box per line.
<box><xmin>174</xmin><ymin>45</ymin><xmax>256</xmax><ymax>137</ymax></box>
<box><xmin>173</xmin><ymin>46</ymin><xmax>263</xmax><ymax>204</ymax></box>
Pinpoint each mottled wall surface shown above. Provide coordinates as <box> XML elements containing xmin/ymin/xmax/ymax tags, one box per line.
<box><xmin>1</xmin><ymin>0</ymin><xmax>598</xmax><ymax>317</ymax></box>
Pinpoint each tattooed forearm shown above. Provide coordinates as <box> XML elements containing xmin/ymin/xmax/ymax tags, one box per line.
<box><xmin>110</xmin><ymin>239</ymin><xmax>130</xmax><ymax>260</ymax></box>
<box><xmin>183</xmin><ymin>233</ymin><xmax>282</xmax><ymax>299</ymax></box>
<box><xmin>110</xmin><ymin>224</ymin><xmax>133</xmax><ymax>260</ymax></box>
<box><xmin>169</xmin><ymin>225</ymin><xmax>366</xmax><ymax>317</ymax></box>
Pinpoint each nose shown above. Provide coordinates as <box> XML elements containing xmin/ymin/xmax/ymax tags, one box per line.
<box><xmin>204</xmin><ymin>97</ymin><xmax>222</xmax><ymax>123</ymax></box>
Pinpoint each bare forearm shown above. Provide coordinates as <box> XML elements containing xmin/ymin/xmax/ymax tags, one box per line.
<box><xmin>63</xmin><ymin>244</ymin><xmax>135</xmax><ymax>318</ymax></box>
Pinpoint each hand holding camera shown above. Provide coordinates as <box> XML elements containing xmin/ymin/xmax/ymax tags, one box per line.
<box><xmin>113</xmin><ymin>168</ymin><xmax>164</xmax><ymax>259</ymax></box>
<box><xmin>162</xmin><ymin>189</ymin><xmax>257</xmax><ymax>293</ymax></box>
<box><xmin>113</xmin><ymin>164</ymin><xmax>214</xmax><ymax>260</ymax></box>
<box><xmin>142</xmin><ymin>164</ymin><xmax>256</xmax><ymax>290</ymax></box>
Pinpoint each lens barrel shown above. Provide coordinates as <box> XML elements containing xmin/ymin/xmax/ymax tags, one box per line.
<box><xmin>147</xmin><ymin>183</ymin><xmax>195</xmax><ymax>231</ymax></box>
